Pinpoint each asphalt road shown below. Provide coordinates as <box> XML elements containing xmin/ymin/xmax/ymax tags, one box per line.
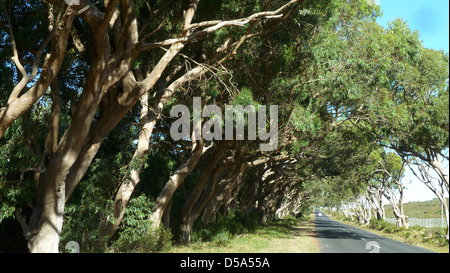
<box><xmin>314</xmin><ymin>210</ymin><xmax>436</xmax><ymax>253</ymax></box>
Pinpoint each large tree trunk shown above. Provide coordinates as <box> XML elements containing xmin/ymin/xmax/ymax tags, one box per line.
<box><xmin>149</xmin><ymin>139</ymin><xmax>208</xmax><ymax>229</ymax></box>
<box><xmin>23</xmin><ymin>0</ymin><xmax>126</xmax><ymax>252</ymax></box>
<box><xmin>97</xmin><ymin>91</ymin><xmax>152</xmax><ymax>243</ymax></box>
<box><xmin>431</xmin><ymin>158</ymin><xmax>449</xmax><ymax>192</ymax></box>
<box><xmin>201</xmin><ymin>163</ymin><xmax>246</xmax><ymax>224</ymax></box>
<box><xmin>179</xmin><ymin>163</ymin><xmax>231</xmax><ymax>244</ymax></box>
<box><xmin>431</xmin><ymin>159</ymin><xmax>449</xmax><ymax>241</ymax></box>
<box><xmin>383</xmin><ymin>187</ymin><xmax>408</xmax><ymax>229</ymax></box>
<box><xmin>355</xmin><ymin>197</ymin><xmax>371</xmax><ymax>225</ymax></box>
<box><xmin>239</xmin><ymin>165</ymin><xmax>265</xmax><ymax>214</ymax></box>
<box><xmin>27</xmin><ymin>78</ymin><xmax>106</xmax><ymax>252</ymax></box>
<box><xmin>63</xmin><ymin>0</ymin><xmax>208</xmax><ymax>201</ymax></box>
<box><xmin>366</xmin><ymin>188</ymin><xmax>385</xmax><ymax>220</ymax></box>
<box><xmin>21</xmin><ymin>81</ymin><xmax>62</xmax><ymax>252</ymax></box>
<box><xmin>26</xmin><ymin>172</ymin><xmax>66</xmax><ymax>253</ymax></box>
<box><xmin>179</xmin><ymin>142</ymin><xmax>229</xmax><ymax>244</ymax></box>
<box><xmin>27</xmin><ymin>75</ymin><xmax>107</xmax><ymax>251</ymax></box>
<box><xmin>26</xmin><ymin>64</ymin><xmax>108</xmax><ymax>252</ymax></box>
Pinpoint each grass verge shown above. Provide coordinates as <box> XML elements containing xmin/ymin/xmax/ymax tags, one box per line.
<box><xmin>165</xmin><ymin>214</ymin><xmax>319</xmax><ymax>253</ymax></box>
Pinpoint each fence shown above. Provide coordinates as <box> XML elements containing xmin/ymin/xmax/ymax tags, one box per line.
<box><xmin>385</xmin><ymin>217</ymin><xmax>445</xmax><ymax>228</ymax></box>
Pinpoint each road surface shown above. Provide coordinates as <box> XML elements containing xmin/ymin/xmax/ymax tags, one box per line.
<box><xmin>314</xmin><ymin>210</ymin><xmax>435</xmax><ymax>253</ymax></box>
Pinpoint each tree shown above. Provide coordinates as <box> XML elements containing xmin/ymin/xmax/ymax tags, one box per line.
<box><xmin>354</xmin><ymin>19</ymin><xmax>449</xmax><ymax>238</ymax></box>
<box><xmin>406</xmin><ymin>156</ymin><xmax>449</xmax><ymax>240</ymax></box>
<box><xmin>1</xmin><ymin>0</ymin><xmax>447</xmax><ymax>252</ymax></box>
<box><xmin>374</xmin><ymin>151</ymin><xmax>408</xmax><ymax>228</ymax></box>
<box><xmin>0</xmin><ymin>0</ymin><xmax>304</xmax><ymax>252</ymax></box>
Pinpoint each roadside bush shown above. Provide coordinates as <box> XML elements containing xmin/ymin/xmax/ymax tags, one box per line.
<box><xmin>369</xmin><ymin>218</ymin><xmax>389</xmax><ymax>231</ymax></box>
<box><xmin>423</xmin><ymin>228</ymin><xmax>448</xmax><ymax>247</ymax></box>
<box><xmin>295</xmin><ymin>205</ymin><xmax>313</xmax><ymax>220</ymax></box>
<box><xmin>279</xmin><ymin>215</ymin><xmax>297</xmax><ymax>225</ymax></box>
<box><xmin>60</xmin><ymin>179</ymin><xmax>112</xmax><ymax>252</ymax></box>
<box><xmin>212</xmin><ymin>229</ymin><xmax>232</xmax><ymax>247</ymax></box>
<box><xmin>270</xmin><ymin>215</ymin><xmax>298</xmax><ymax>228</ymax></box>
<box><xmin>368</xmin><ymin>218</ymin><xmax>448</xmax><ymax>248</ymax></box>
<box><xmin>112</xmin><ymin>225</ymin><xmax>173</xmax><ymax>253</ymax></box>
<box><xmin>109</xmin><ymin>194</ymin><xmax>173</xmax><ymax>253</ymax></box>
<box><xmin>191</xmin><ymin>210</ymin><xmax>259</xmax><ymax>243</ymax></box>
<box><xmin>369</xmin><ymin>218</ymin><xmax>407</xmax><ymax>233</ymax></box>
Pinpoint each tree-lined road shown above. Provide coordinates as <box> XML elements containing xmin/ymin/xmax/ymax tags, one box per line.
<box><xmin>314</xmin><ymin>210</ymin><xmax>435</xmax><ymax>253</ymax></box>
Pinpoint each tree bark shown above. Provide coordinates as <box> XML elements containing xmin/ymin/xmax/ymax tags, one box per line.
<box><xmin>201</xmin><ymin>163</ymin><xmax>246</xmax><ymax>224</ymax></box>
<box><xmin>408</xmin><ymin>158</ymin><xmax>449</xmax><ymax>240</ymax></box>
<box><xmin>95</xmin><ymin>53</ymin><xmax>224</xmax><ymax>236</ymax></box>
<box><xmin>383</xmin><ymin>186</ymin><xmax>408</xmax><ymax>228</ymax></box>
<box><xmin>97</xmin><ymin>91</ymin><xmax>151</xmax><ymax>243</ymax></box>
<box><xmin>63</xmin><ymin>0</ymin><xmax>212</xmax><ymax>201</ymax></box>
<box><xmin>179</xmin><ymin>142</ymin><xmax>229</xmax><ymax>244</ymax></box>
<box><xmin>23</xmin><ymin>0</ymin><xmax>131</xmax><ymax>252</ymax></box>
<box><xmin>149</xmin><ymin>139</ymin><xmax>208</xmax><ymax>229</ymax></box>
<box><xmin>366</xmin><ymin>187</ymin><xmax>385</xmax><ymax>220</ymax></box>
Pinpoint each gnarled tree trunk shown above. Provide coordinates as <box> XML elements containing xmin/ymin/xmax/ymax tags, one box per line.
<box><xmin>149</xmin><ymin>139</ymin><xmax>209</xmax><ymax>229</ymax></box>
<box><xmin>179</xmin><ymin>142</ymin><xmax>229</xmax><ymax>244</ymax></box>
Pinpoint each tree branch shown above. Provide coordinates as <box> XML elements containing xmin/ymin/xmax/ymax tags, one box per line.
<box><xmin>137</xmin><ymin>0</ymin><xmax>299</xmax><ymax>52</ymax></box>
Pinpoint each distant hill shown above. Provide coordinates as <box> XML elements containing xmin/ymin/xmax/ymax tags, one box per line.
<box><xmin>384</xmin><ymin>198</ymin><xmax>450</xmax><ymax>218</ymax></box>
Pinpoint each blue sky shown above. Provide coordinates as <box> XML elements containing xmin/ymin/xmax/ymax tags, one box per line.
<box><xmin>376</xmin><ymin>0</ymin><xmax>449</xmax><ymax>53</ymax></box>
<box><xmin>376</xmin><ymin>1</ymin><xmax>449</xmax><ymax>203</ymax></box>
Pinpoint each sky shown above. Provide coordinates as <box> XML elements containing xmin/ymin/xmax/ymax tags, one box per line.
<box><xmin>375</xmin><ymin>1</ymin><xmax>449</xmax><ymax>203</ymax></box>
<box><xmin>376</xmin><ymin>0</ymin><xmax>449</xmax><ymax>53</ymax></box>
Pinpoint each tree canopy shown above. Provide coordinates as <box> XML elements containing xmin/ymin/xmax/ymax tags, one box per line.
<box><xmin>0</xmin><ymin>0</ymin><xmax>448</xmax><ymax>252</ymax></box>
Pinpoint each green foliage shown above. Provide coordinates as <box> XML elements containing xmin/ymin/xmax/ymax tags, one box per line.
<box><xmin>369</xmin><ymin>218</ymin><xmax>403</xmax><ymax>233</ymax></box>
<box><xmin>60</xmin><ymin>181</ymin><xmax>110</xmax><ymax>252</ymax></box>
<box><xmin>368</xmin><ymin>218</ymin><xmax>448</xmax><ymax>247</ymax></box>
<box><xmin>116</xmin><ymin>194</ymin><xmax>154</xmax><ymax>240</ymax></box>
<box><xmin>0</xmin><ymin>109</ymin><xmax>48</xmax><ymax>222</ymax></box>
<box><xmin>232</xmin><ymin>87</ymin><xmax>258</xmax><ymax>107</ymax></box>
<box><xmin>60</xmin><ymin>145</ymin><xmax>134</xmax><ymax>252</ymax></box>
<box><xmin>296</xmin><ymin>205</ymin><xmax>314</xmax><ymax>220</ymax></box>
<box><xmin>191</xmin><ymin>210</ymin><xmax>259</xmax><ymax>245</ymax></box>
<box><xmin>111</xmin><ymin>224</ymin><xmax>174</xmax><ymax>253</ymax></box>
<box><xmin>0</xmin><ymin>0</ymin><xmax>448</xmax><ymax>253</ymax></box>
<box><xmin>109</xmin><ymin>195</ymin><xmax>173</xmax><ymax>253</ymax></box>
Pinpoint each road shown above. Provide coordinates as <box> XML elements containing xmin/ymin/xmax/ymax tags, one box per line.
<box><xmin>314</xmin><ymin>210</ymin><xmax>435</xmax><ymax>253</ymax></box>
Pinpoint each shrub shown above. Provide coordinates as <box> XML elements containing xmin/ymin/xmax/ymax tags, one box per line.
<box><xmin>212</xmin><ymin>229</ymin><xmax>232</xmax><ymax>247</ymax></box>
<box><xmin>369</xmin><ymin>218</ymin><xmax>390</xmax><ymax>231</ymax></box>
<box><xmin>111</xmin><ymin>224</ymin><xmax>173</xmax><ymax>253</ymax></box>
<box><xmin>423</xmin><ymin>228</ymin><xmax>448</xmax><ymax>247</ymax></box>
<box><xmin>109</xmin><ymin>194</ymin><xmax>173</xmax><ymax>253</ymax></box>
<box><xmin>191</xmin><ymin>209</ymin><xmax>259</xmax><ymax>243</ymax></box>
<box><xmin>368</xmin><ymin>218</ymin><xmax>448</xmax><ymax>248</ymax></box>
<box><xmin>60</xmin><ymin>181</ymin><xmax>111</xmax><ymax>252</ymax></box>
<box><xmin>282</xmin><ymin>215</ymin><xmax>297</xmax><ymax>225</ymax></box>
